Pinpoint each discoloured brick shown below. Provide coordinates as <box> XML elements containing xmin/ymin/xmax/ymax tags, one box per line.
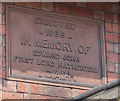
<box><xmin>113</xmin><ymin>14</ymin><xmax>118</xmax><ymax>24</ymax></box>
<box><xmin>25</xmin><ymin>83</ymin><xmax>31</xmax><ymax>93</ymax></box>
<box><xmin>31</xmin><ymin>83</ymin><xmax>40</xmax><ymax>94</ymax></box>
<box><xmin>24</xmin><ymin>93</ymin><xmax>41</xmax><ymax>99</ymax></box>
<box><xmin>115</xmin><ymin>63</ymin><xmax>120</xmax><ymax>73</ymax></box>
<box><xmin>45</xmin><ymin>86</ymin><xmax>65</xmax><ymax>97</ymax></box>
<box><xmin>72</xmin><ymin>88</ymin><xmax>87</xmax><ymax>97</ymax></box>
<box><xmin>113</xmin><ymin>24</ymin><xmax>119</xmax><ymax>33</ymax></box>
<box><xmin>107</xmin><ymin>63</ymin><xmax>115</xmax><ymax>72</ymax></box>
<box><xmin>41</xmin><ymin>2</ymin><xmax>54</xmax><ymax>11</ymax></box>
<box><xmin>94</xmin><ymin>11</ymin><xmax>104</xmax><ymax>20</ymax></box>
<box><xmin>114</xmin><ymin>44</ymin><xmax>120</xmax><ymax>54</ymax></box>
<box><xmin>40</xmin><ymin>85</ymin><xmax>45</xmax><ymax>95</ymax></box>
<box><xmin>2</xmin><ymin>91</ymin><xmax>23</xmax><ymax>99</ymax></box>
<box><xmin>3</xmin><ymin>80</ymin><xmax>17</xmax><ymax>92</ymax></box>
<box><xmin>64</xmin><ymin>88</ymin><xmax>72</xmax><ymax>98</ymax></box>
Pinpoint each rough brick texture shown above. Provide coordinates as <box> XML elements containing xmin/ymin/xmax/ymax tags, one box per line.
<box><xmin>1</xmin><ymin>2</ymin><xmax>120</xmax><ymax>100</ymax></box>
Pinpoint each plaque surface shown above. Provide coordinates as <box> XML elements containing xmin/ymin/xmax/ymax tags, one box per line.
<box><xmin>6</xmin><ymin>5</ymin><xmax>105</xmax><ymax>87</ymax></box>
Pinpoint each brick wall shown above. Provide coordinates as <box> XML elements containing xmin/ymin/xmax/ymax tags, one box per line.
<box><xmin>0</xmin><ymin>2</ymin><xmax>120</xmax><ymax>99</ymax></box>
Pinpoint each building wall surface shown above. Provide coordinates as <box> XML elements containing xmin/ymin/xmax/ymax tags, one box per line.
<box><xmin>0</xmin><ymin>2</ymin><xmax>120</xmax><ymax>99</ymax></box>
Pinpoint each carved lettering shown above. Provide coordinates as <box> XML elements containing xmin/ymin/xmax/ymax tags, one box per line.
<box><xmin>34</xmin><ymin>38</ymin><xmax>72</xmax><ymax>52</ymax></box>
<box><xmin>78</xmin><ymin>45</ymin><xmax>90</xmax><ymax>54</ymax></box>
<box><xmin>34</xmin><ymin>17</ymin><xmax>76</xmax><ymax>30</ymax></box>
<box><xmin>46</xmin><ymin>29</ymin><xmax>65</xmax><ymax>38</ymax></box>
<box><xmin>63</xmin><ymin>55</ymin><xmax>80</xmax><ymax>63</ymax></box>
<box><xmin>57</xmin><ymin>62</ymin><xmax>98</xmax><ymax>73</ymax></box>
<box><xmin>14</xmin><ymin>56</ymin><xmax>34</xmax><ymax>64</ymax></box>
<box><xmin>36</xmin><ymin>59</ymin><xmax>55</xmax><ymax>67</ymax></box>
<box><xmin>33</xmin><ymin>50</ymin><xmax>60</xmax><ymax>59</ymax></box>
<box><xmin>21</xmin><ymin>36</ymin><xmax>31</xmax><ymax>46</ymax></box>
<box><xmin>43</xmin><ymin>70</ymin><xmax>76</xmax><ymax>82</ymax></box>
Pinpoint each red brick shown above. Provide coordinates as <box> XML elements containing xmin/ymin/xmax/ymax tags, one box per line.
<box><xmin>55</xmin><ymin>3</ymin><xmax>68</xmax><ymax>14</ymax></box>
<box><xmin>0</xmin><ymin>25</ymin><xmax>1</xmax><ymax>36</ymax></box>
<box><xmin>15</xmin><ymin>2</ymin><xmax>41</xmax><ymax>9</ymax></box>
<box><xmin>62</xmin><ymin>2</ymin><xmax>74</xmax><ymax>6</ymax></box>
<box><xmin>118</xmin><ymin>15</ymin><xmax>120</xmax><ymax>24</ymax></box>
<box><xmin>106</xmin><ymin>33</ymin><xmax>119</xmax><ymax>43</ymax></box>
<box><xmin>69</xmin><ymin>7</ymin><xmax>93</xmax><ymax>18</ymax></box>
<box><xmin>108</xmin><ymin>72</ymin><xmax>120</xmax><ymax>82</ymax></box>
<box><xmin>2</xmin><ymin>69</ymin><xmax>5</xmax><ymax>79</ymax></box>
<box><xmin>17</xmin><ymin>82</ymin><xmax>25</xmax><ymax>93</ymax></box>
<box><xmin>2</xmin><ymin>25</ymin><xmax>5</xmax><ymax>35</ymax></box>
<box><xmin>113</xmin><ymin>24</ymin><xmax>119</xmax><ymax>33</ymax></box>
<box><xmin>0</xmin><ymin>46</ymin><xmax>5</xmax><ymax>57</ymax></box>
<box><xmin>105</xmin><ymin>13</ymin><xmax>114</xmax><ymax>23</ymax></box>
<box><xmin>107</xmin><ymin>63</ymin><xmax>115</xmax><ymax>72</ymax></box>
<box><xmin>0</xmin><ymin>3</ymin><xmax>1</xmax><ymax>13</ymax></box>
<box><xmin>76</xmin><ymin>2</ymin><xmax>87</xmax><ymax>7</ymax></box>
<box><xmin>0</xmin><ymin>90</ymin><xmax>2</xmax><ymax>100</ymax></box>
<box><xmin>2</xmin><ymin>58</ymin><xmax>5</xmax><ymax>68</ymax></box>
<box><xmin>107</xmin><ymin>53</ymin><xmax>120</xmax><ymax>63</ymax></box>
<box><xmin>2</xmin><ymin>91</ymin><xmax>23</xmax><ymax>99</ymax></box>
<box><xmin>113</xmin><ymin>14</ymin><xmax>118</xmax><ymax>24</ymax></box>
<box><xmin>106</xmin><ymin>43</ymin><xmax>113</xmax><ymax>52</ymax></box>
<box><xmin>31</xmin><ymin>84</ymin><xmax>40</xmax><ymax>94</ymax></box>
<box><xmin>0</xmin><ymin>14</ymin><xmax>2</xmax><ymax>25</ymax></box>
<box><xmin>2</xmin><ymin>14</ymin><xmax>5</xmax><ymax>25</ymax></box>
<box><xmin>2</xmin><ymin>3</ymin><xmax>5</xmax><ymax>13</ymax></box>
<box><xmin>94</xmin><ymin>11</ymin><xmax>104</xmax><ymax>20</ymax></box>
<box><xmin>111</xmin><ymin>3</ymin><xmax>119</xmax><ymax>13</ymax></box>
<box><xmin>105</xmin><ymin>23</ymin><xmax>112</xmax><ymax>32</ymax></box>
<box><xmin>88</xmin><ymin>2</ymin><xmax>111</xmax><ymax>12</ymax></box>
<box><xmin>3</xmin><ymin>80</ymin><xmax>17</xmax><ymax>92</ymax></box>
<box><xmin>41</xmin><ymin>2</ymin><xmax>54</xmax><ymax>11</ymax></box>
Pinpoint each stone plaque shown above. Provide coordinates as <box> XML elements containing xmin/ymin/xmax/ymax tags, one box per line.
<box><xmin>6</xmin><ymin>5</ymin><xmax>105</xmax><ymax>87</ymax></box>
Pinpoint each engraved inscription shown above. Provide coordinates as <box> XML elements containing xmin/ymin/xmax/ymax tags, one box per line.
<box><xmin>7</xmin><ymin>5</ymin><xmax>104</xmax><ymax>86</ymax></box>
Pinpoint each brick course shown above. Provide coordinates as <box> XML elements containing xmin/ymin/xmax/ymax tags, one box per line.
<box><xmin>0</xmin><ymin>2</ymin><xmax>120</xmax><ymax>99</ymax></box>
